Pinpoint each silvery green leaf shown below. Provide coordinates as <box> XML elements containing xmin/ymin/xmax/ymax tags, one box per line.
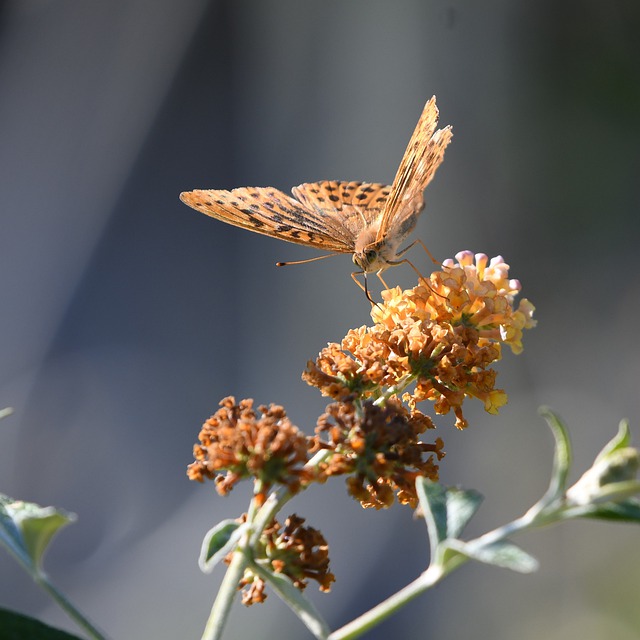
<box><xmin>251</xmin><ymin>561</ymin><xmax>331</xmax><ymax>639</ymax></box>
<box><xmin>199</xmin><ymin>519</ymin><xmax>246</xmax><ymax>573</ymax></box>
<box><xmin>442</xmin><ymin>539</ymin><xmax>539</xmax><ymax>574</ymax></box>
<box><xmin>538</xmin><ymin>407</ymin><xmax>572</xmax><ymax>503</ymax></box>
<box><xmin>0</xmin><ymin>495</ymin><xmax>75</xmax><ymax>573</ymax></box>
<box><xmin>416</xmin><ymin>479</ymin><xmax>483</xmax><ymax>557</ymax></box>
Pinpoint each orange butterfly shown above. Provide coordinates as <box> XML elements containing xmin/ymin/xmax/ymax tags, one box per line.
<box><xmin>180</xmin><ymin>96</ymin><xmax>452</xmax><ymax>293</ymax></box>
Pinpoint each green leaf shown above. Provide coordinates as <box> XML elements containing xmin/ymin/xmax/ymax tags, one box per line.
<box><xmin>199</xmin><ymin>519</ymin><xmax>246</xmax><ymax>573</ymax></box>
<box><xmin>564</xmin><ymin>497</ymin><xmax>640</xmax><ymax>523</ymax></box>
<box><xmin>416</xmin><ymin>479</ymin><xmax>448</xmax><ymax>557</ymax></box>
<box><xmin>0</xmin><ymin>495</ymin><xmax>75</xmax><ymax>573</ymax></box>
<box><xmin>416</xmin><ymin>479</ymin><xmax>483</xmax><ymax>558</ymax></box>
<box><xmin>444</xmin><ymin>487</ymin><xmax>483</xmax><ymax>539</ymax></box>
<box><xmin>566</xmin><ymin>448</ymin><xmax>640</xmax><ymax>507</ymax></box>
<box><xmin>593</xmin><ymin>420</ymin><xmax>632</xmax><ymax>464</ymax></box>
<box><xmin>538</xmin><ymin>407</ymin><xmax>572</xmax><ymax>502</ymax></box>
<box><xmin>442</xmin><ymin>539</ymin><xmax>539</xmax><ymax>574</ymax></box>
<box><xmin>250</xmin><ymin>561</ymin><xmax>331</xmax><ymax>640</ymax></box>
<box><xmin>0</xmin><ymin>607</ymin><xmax>83</xmax><ymax>639</ymax></box>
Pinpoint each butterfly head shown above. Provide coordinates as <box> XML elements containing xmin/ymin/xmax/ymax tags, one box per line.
<box><xmin>353</xmin><ymin>242</ymin><xmax>391</xmax><ymax>273</ymax></box>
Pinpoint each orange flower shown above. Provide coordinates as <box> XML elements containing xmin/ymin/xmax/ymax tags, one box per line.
<box><xmin>304</xmin><ymin>252</ymin><xmax>535</xmax><ymax>429</ymax></box>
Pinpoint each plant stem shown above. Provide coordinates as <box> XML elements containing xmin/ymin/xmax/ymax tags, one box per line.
<box><xmin>328</xmin><ymin>502</ymin><xmax>562</xmax><ymax>640</ymax></box>
<box><xmin>36</xmin><ymin>573</ymin><xmax>108</xmax><ymax>640</ymax></box>
<box><xmin>201</xmin><ymin>548</ymin><xmax>248</xmax><ymax>640</ymax></box>
<box><xmin>328</xmin><ymin>565</ymin><xmax>445</xmax><ymax>640</ymax></box>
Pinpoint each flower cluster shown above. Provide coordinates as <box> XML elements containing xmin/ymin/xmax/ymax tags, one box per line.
<box><xmin>314</xmin><ymin>399</ymin><xmax>444</xmax><ymax>509</ymax></box>
<box><xmin>235</xmin><ymin>515</ymin><xmax>335</xmax><ymax>605</ymax></box>
<box><xmin>189</xmin><ymin>252</ymin><xmax>535</xmax><ymax>604</ymax></box>
<box><xmin>187</xmin><ymin>397</ymin><xmax>314</xmax><ymax>504</ymax></box>
<box><xmin>303</xmin><ymin>252</ymin><xmax>535</xmax><ymax>429</ymax></box>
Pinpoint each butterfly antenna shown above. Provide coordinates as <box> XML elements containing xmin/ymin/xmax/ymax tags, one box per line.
<box><xmin>276</xmin><ymin>253</ymin><xmax>338</xmax><ymax>267</ymax></box>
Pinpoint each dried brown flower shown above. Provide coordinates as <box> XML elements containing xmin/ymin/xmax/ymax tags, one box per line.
<box><xmin>187</xmin><ymin>397</ymin><xmax>314</xmax><ymax>504</ymax></box>
<box><xmin>235</xmin><ymin>515</ymin><xmax>335</xmax><ymax>605</ymax></box>
<box><xmin>314</xmin><ymin>399</ymin><xmax>444</xmax><ymax>509</ymax></box>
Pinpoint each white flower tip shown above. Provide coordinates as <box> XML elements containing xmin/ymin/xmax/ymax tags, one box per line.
<box><xmin>455</xmin><ymin>250</ymin><xmax>475</xmax><ymax>265</ymax></box>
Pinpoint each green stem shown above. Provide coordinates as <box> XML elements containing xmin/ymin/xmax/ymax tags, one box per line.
<box><xmin>1</xmin><ymin>536</ymin><xmax>107</xmax><ymax>640</ymax></box>
<box><xmin>328</xmin><ymin>565</ymin><xmax>445</xmax><ymax>640</ymax></box>
<box><xmin>329</xmin><ymin>497</ymin><xmax>570</xmax><ymax>640</ymax></box>
<box><xmin>373</xmin><ymin>373</ymin><xmax>417</xmax><ymax>406</ymax></box>
<box><xmin>35</xmin><ymin>573</ymin><xmax>108</xmax><ymax>640</ymax></box>
<box><xmin>201</xmin><ymin>548</ymin><xmax>248</xmax><ymax>640</ymax></box>
<box><xmin>203</xmin><ymin>449</ymin><xmax>335</xmax><ymax>640</ymax></box>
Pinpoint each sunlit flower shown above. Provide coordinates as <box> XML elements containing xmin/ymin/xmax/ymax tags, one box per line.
<box><xmin>303</xmin><ymin>252</ymin><xmax>535</xmax><ymax>429</ymax></box>
<box><xmin>187</xmin><ymin>397</ymin><xmax>314</xmax><ymax>504</ymax></box>
<box><xmin>313</xmin><ymin>399</ymin><xmax>444</xmax><ymax>509</ymax></box>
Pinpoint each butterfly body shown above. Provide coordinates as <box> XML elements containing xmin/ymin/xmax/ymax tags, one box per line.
<box><xmin>180</xmin><ymin>96</ymin><xmax>452</xmax><ymax>278</ymax></box>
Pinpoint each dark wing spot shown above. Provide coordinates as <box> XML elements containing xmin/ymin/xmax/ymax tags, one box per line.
<box><xmin>382</xmin><ymin>190</ymin><xmax>390</xmax><ymax>195</ymax></box>
<box><xmin>356</xmin><ymin>193</ymin><xmax>368</xmax><ymax>201</ymax></box>
<box><xmin>363</xmin><ymin>186</ymin><xmax>374</xmax><ymax>193</ymax></box>
<box><xmin>310</xmin><ymin>188</ymin><xmax>319</xmax><ymax>194</ymax></box>
<box><xmin>216</xmin><ymin>199</ymin><xmax>225</xmax><ymax>205</ymax></box>
<box><xmin>290</xmin><ymin>230</ymin><xmax>302</xmax><ymax>239</ymax></box>
<box><xmin>375</xmin><ymin>197</ymin><xmax>386</xmax><ymax>202</ymax></box>
<box><xmin>329</xmin><ymin>194</ymin><xmax>339</xmax><ymax>202</ymax></box>
<box><xmin>246</xmin><ymin>215</ymin><xmax>265</xmax><ymax>227</ymax></box>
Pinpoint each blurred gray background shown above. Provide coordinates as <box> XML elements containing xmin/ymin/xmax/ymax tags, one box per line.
<box><xmin>1</xmin><ymin>1</ymin><xmax>639</xmax><ymax>638</ymax></box>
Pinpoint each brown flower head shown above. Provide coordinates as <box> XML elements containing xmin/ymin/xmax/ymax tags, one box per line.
<box><xmin>314</xmin><ymin>399</ymin><xmax>444</xmax><ymax>509</ymax></box>
<box><xmin>187</xmin><ymin>397</ymin><xmax>314</xmax><ymax>504</ymax></box>
<box><xmin>235</xmin><ymin>514</ymin><xmax>335</xmax><ymax>605</ymax></box>
<box><xmin>303</xmin><ymin>252</ymin><xmax>535</xmax><ymax>429</ymax></box>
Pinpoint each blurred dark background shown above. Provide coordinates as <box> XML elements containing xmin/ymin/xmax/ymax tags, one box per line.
<box><xmin>1</xmin><ymin>1</ymin><xmax>639</xmax><ymax>638</ymax></box>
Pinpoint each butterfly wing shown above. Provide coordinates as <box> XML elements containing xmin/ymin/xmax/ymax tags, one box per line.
<box><xmin>292</xmin><ymin>180</ymin><xmax>391</xmax><ymax>245</ymax></box>
<box><xmin>376</xmin><ymin>96</ymin><xmax>453</xmax><ymax>243</ymax></box>
<box><xmin>180</xmin><ymin>187</ymin><xmax>353</xmax><ymax>252</ymax></box>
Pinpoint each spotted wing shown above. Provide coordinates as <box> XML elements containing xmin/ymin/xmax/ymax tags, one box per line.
<box><xmin>180</xmin><ymin>186</ymin><xmax>354</xmax><ymax>252</ymax></box>
<box><xmin>376</xmin><ymin>96</ymin><xmax>453</xmax><ymax>242</ymax></box>
<box><xmin>292</xmin><ymin>180</ymin><xmax>391</xmax><ymax>244</ymax></box>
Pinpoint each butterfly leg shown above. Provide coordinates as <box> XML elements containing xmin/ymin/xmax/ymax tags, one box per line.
<box><xmin>386</xmin><ymin>257</ymin><xmax>447</xmax><ymax>300</ymax></box>
<box><xmin>376</xmin><ymin>270</ymin><xmax>391</xmax><ymax>290</ymax></box>
<box><xmin>415</xmin><ymin>238</ymin><xmax>440</xmax><ymax>266</ymax></box>
<box><xmin>396</xmin><ymin>239</ymin><xmax>440</xmax><ymax>266</ymax></box>
<box><xmin>386</xmin><ymin>256</ymin><xmax>427</xmax><ymax>281</ymax></box>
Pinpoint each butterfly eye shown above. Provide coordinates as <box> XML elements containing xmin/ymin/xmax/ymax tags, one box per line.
<box><xmin>365</xmin><ymin>249</ymin><xmax>378</xmax><ymax>262</ymax></box>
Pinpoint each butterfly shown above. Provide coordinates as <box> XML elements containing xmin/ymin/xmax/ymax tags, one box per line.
<box><xmin>180</xmin><ymin>96</ymin><xmax>452</xmax><ymax>294</ymax></box>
